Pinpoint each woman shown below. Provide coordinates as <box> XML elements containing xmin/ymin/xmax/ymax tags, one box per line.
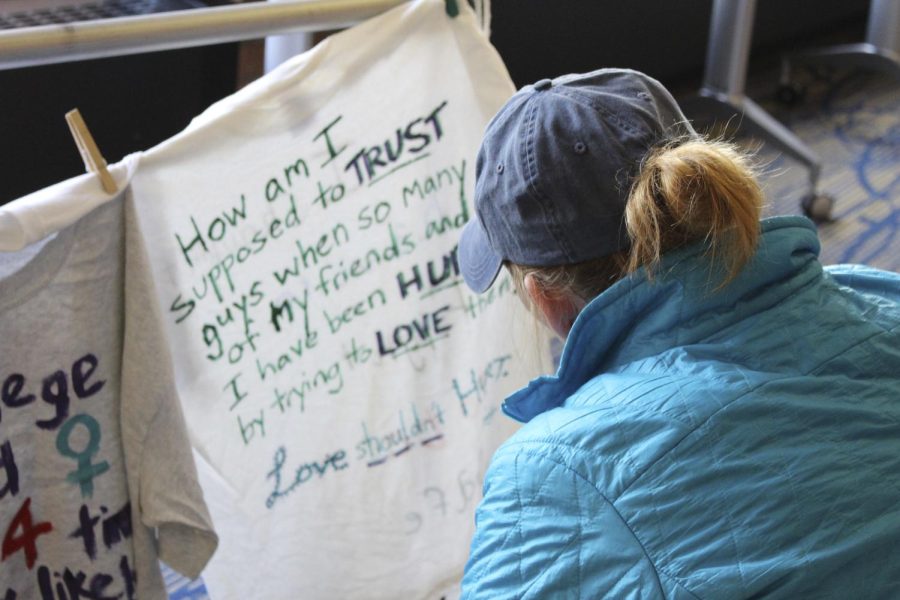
<box><xmin>458</xmin><ymin>68</ymin><xmax>900</xmax><ymax>598</ymax></box>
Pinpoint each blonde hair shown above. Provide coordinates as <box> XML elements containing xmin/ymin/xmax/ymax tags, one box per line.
<box><xmin>509</xmin><ymin>137</ymin><xmax>764</xmax><ymax>305</ymax></box>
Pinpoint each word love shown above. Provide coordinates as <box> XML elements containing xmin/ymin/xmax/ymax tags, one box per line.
<box><xmin>265</xmin><ymin>446</ymin><xmax>349</xmax><ymax>509</ymax></box>
<box><xmin>375</xmin><ymin>306</ymin><xmax>452</xmax><ymax>357</ymax></box>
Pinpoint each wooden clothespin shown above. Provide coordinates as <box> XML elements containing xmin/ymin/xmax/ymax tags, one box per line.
<box><xmin>65</xmin><ymin>108</ymin><xmax>117</xmax><ymax>194</ymax></box>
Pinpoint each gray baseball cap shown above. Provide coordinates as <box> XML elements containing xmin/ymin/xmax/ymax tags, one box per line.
<box><xmin>459</xmin><ymin>68</ymin><xmax>696</xmax><ymax>293</ymax></box>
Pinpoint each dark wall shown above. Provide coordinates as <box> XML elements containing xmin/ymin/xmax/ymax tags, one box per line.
<box><xmin>0</xmin><ymin>44</ymin><xmax>238</xmax><ymax>204</ymax></box>
<box><xmin>488</xmin><ymin>0</ymin><xmax>870</xmax><ymax>88</ymax></box>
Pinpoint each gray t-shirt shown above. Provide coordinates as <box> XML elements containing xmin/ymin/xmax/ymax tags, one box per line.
<box><xmin>0</xmin><ymin>197</ymin><xmax>217</xmax><ymax>599</ymax></box>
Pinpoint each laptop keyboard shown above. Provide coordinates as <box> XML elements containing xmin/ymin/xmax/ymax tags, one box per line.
<box><xmin>0</xmin><ymin>0</ymin><xmax>205</xmax><ymax>30</ymax></box>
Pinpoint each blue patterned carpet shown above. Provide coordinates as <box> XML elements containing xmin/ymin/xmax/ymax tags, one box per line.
<box><xmin>163</xmin><ymin>563</ymin><xmax>209</xmax><ymax>599</ymax></box>
<box><xmin>756</xmin><ymin>68</ymin><xmax>900</xmax><ymax>272</ymax></box>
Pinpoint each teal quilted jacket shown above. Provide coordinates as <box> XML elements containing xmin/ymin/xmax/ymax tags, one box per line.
<box><xmin>462</xmin><ymin>216</ymin><xmax>900</xmax><ymax>599</ymax></box>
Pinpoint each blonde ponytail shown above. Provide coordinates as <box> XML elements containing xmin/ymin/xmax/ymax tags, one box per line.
<box><xmin>625</xmin><ymin>138</ymin><xmax>763</xmax><ymax>285</ymax></box>
<box><xmin>508</xmin><ymin>137</ymin><xmax>764</xmax><ymax>306</ymax></box>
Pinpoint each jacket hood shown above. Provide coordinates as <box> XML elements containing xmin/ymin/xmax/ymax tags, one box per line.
<box><xmin>502</xmin><ymin>216</ymin><xmax>824</xmax><ymax>422</ymax></box>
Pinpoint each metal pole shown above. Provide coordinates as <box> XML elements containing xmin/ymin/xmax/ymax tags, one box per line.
<box><xmin>0</xmin><ymin>0</ymin><xmax>407</xmax><ymax>70</ymax></box>
<box><xmin>867</xmin><ymin>0</ymin><xmax>900</xmax><ymax>52</ymax></box>
<box><xmin>702</xmin><ymin>0</ymin><xmax>757</xmax><ymax>101</ymax></box>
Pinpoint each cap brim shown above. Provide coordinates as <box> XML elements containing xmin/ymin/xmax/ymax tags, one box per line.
<box><xmin>459</xmin><ymin>218</ymin><xmax>504</xmax><ymax>293</ymax></box>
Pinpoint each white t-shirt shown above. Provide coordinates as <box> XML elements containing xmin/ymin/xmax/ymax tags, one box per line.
<box><xmin>127</xmin><ymin>3</ymin><xmax>552</xmax><ymax>597</ymax></box>
<box><xmin>0</xmin><ymin>180</ymin><xmax>217</xmax><ymax>600</ymax></box>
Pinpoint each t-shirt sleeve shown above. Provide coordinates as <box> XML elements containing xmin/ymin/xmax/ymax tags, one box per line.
<box><xmin>461</xmin><ymin>445</ymin><xmax>666</xmax><ymax>599</ymax></box>
<box><xmin>121</xmin><ymin>193</ymin><xmax>218</xmax><ymax>584</ymax></box>
<box><xmin>137</xmin><ymin>385</ymin><xmax>219</xmax><ymax>579</ymax></box>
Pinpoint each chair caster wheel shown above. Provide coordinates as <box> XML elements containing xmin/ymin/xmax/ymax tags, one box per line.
<box><xmin>801</xmin><ymin>193</ymin><xmax>836</xmax><ymax>224</ymax></box>
<box><xmin>776</xmin><ymin>82</ymin><xmax>806</xmax><ymax>106</ymax></box>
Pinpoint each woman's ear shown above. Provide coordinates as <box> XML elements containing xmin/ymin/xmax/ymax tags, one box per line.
<box><xmin>524</xmin><ymin>273</ymin><xmax>585</xmax><ymax>339</ymax></box>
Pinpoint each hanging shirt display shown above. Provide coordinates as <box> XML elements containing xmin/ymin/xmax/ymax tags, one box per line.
<box><xmin>127</xmin><ymin>2</ymin><xmax>551</xmax><ymax>598</ymax></box>
<box><xmin>0</xmin><ymin>1</ymin><xmax>552</xmax><ymax>597</ymax></box>
<box><xmin>0</xmin><ymin>166</ymin><xmax>218</xmax><ymax>600</ymax></box>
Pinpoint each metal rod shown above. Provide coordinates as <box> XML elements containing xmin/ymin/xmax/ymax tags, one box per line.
<box><xmin>867</xmin><ymin>0</ymin><xmax>900</xmax><ymax>52</ymax></box>
<box><xmin>0</xmin><ymin>0</ymin><xmax>407</xmax><ymax>70</ymax></box>
<box><xmin>702</xmin><ymin>0</ymin><xmax>757</xmax><ymax>100</ymax></box>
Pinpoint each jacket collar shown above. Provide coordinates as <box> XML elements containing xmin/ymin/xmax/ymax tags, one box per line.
<box><xmin>502</xmin><ymin>216</ymin><xmax>824</xmax><ymax>422</ymax></box>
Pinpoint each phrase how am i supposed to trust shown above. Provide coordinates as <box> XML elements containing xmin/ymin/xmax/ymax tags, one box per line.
<box><xmin>163</xmin><ymin>99</ymin><xmax>524</xmax><ymax>508</ymax></box>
